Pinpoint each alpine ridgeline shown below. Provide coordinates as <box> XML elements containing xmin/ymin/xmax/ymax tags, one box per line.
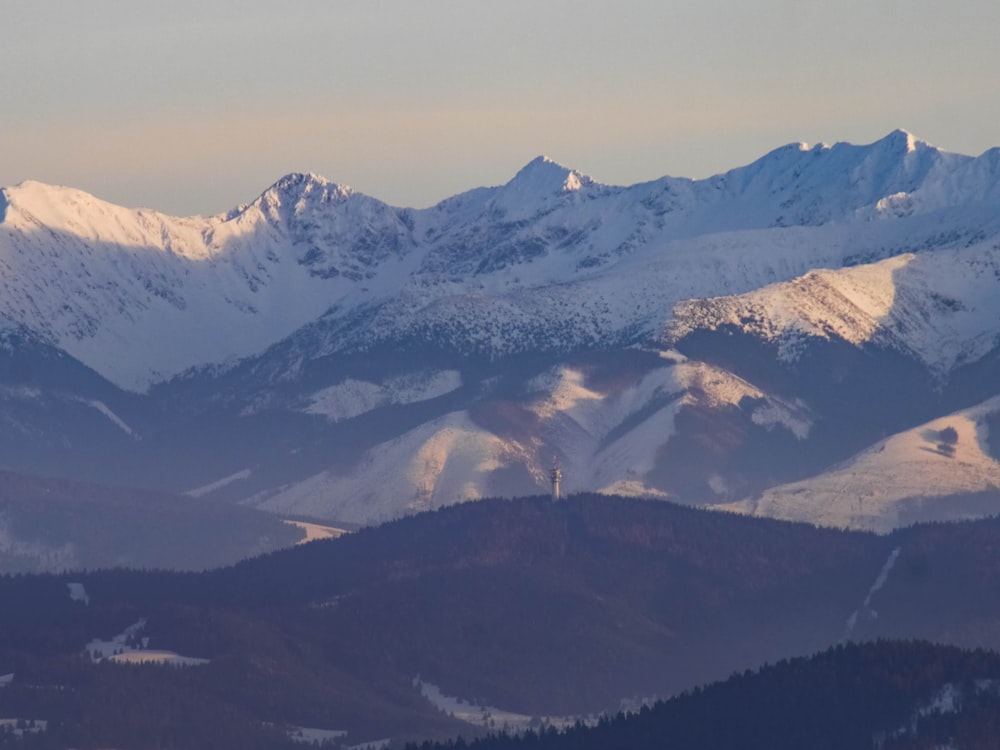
<box><xmin>4</xmin><ymin>130</ymin><xmax>1000</xmax><ymax>530</ymax></box>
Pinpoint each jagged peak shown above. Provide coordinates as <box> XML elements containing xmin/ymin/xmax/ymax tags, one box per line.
<box><xmin>268</xmin><ymin>171</ymin><xmax>336</xmax><ymax>192</ymax></box>
<box><xmin>505</xmin><ymin>156</ymin><xmax>595</xmax><ymax>194</ymax></box>
<box><xmin>736</xmin><ymin>130</ymin><xmax>937</xmax><ymax>173</ymax></box>
<box><xmin>228</xmin><ymin>172</ymin><xmax>357</xmax><ymax>220</ymax></box>
<box><xmin>870</xmin><ymin>128</ymin><xmax>934</xmax><ymax>155</ymax></box>
<box><xmin>788</xmin><ymin>130</ymin><xmax>935</xmax><ymax>158</ymax></box>
<box><xmin>721</xmin><ymin>129</ymin><xmax>949</xmax><ymax>191</ymax></box>
<box><xmin>260</xmin><ymin>172</ymin><xmax>353</xmax><ymax>201</ymax></box>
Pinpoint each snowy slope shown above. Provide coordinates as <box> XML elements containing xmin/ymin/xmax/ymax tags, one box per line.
<box><xmin>4</xmin><ymin>131</ymin><xmax>1000</xmax><ymax>392</ymax></box>
<box><xmin>717</xmin><ymin>396</ymin><xmax>1000</xmax><ymax>532</ymax></box>
<box><xmin>257</xmin><ymin>358</ymin><xmax>811</xmax><ymax>522</ymax></box>
<box><xmin>0</xmin><ymin>175</ymin><xmax>410</xmax><ymax>390</ymax></box>
<box><xmin>258</xmin><ymin>410</ymin><xmax>538</xmax><ymax>524</ymax></box>
<box><xmin>303</xmin><ymin>370</ymin><xmax>462</xmax><ymax>422</ymax></box>
<box><xmin>668</xmin><ymin>240</ymin><xmax>1000</xmax><ymax>378</ymax></box>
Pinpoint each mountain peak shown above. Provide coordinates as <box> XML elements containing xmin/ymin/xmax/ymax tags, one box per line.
<box><xmin>262</xmin><ymin>172</ymin><xmax>352</xmax><ymax>201</ymax></box>
<box><xmin>506</xmin><ymin>156</ymin><xmax>594</xmax><ymax>194</ymax></box>
<box><xmin>873</xmin><ymin>129</ymin><xmax>932</xmax><ymax>154</ymax></box>
<box><xmin>238</xmin><ymin>172</ymin><xmax>355</xmax><ymax>219</ymax></box>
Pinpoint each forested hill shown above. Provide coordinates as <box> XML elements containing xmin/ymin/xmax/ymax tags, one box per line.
<box><xmin>406</xmin><ymin>640</ymin><xmax>1000</xmax><ymax>750</ymax></box>
<box><xmin>4</xmin><ymin>495</ymin><xmax>1000</xmax><ymax>746</ymax></box>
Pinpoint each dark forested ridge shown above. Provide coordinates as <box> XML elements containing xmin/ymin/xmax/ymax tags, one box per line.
<box><xmin>2</xmin><ymin>495</ymin><xmax>1000</xmax><ymax>747</ymax></box>
<box><xmin>406</xmin><ymin>640</ymin><xmax>1000</xmax><ymax>750</ymax></box>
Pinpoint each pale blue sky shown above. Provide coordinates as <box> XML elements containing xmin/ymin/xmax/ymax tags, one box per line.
<box><xmin>3</xmin><ymin>1</ymin><xmax>998</xmax><ymax>215</ymax></box>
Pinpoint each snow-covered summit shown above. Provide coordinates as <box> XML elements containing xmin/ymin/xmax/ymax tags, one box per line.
<box><xmin>245</xmin><ymin>172</ymin><xmax>354</xmax><ymax>216</ymax></box>
<box><xmin>698</xmin><ymin>129</ymin><xmax>973</xmax><ymax>227</ymax></box>
<box><xmin>0</xmin><ymin>176</ymin><xmax>396</xmax><ymax>390</ymax></box>
<box><xmin>667</xmin><ymin>239</ymin><xmax>1000</xmax><ymax>379</ymax></box>
<box><xmin>0</xmin><ymin>180</ymin><xmax>208</xmax><ymax>251</ymax></box>
<box><xmin>506</xmin><ymin>156</ymin><xmax>595</xmax><ymax>194</ymax></box>
<box><xmin>481</xmin><ymin>156</ymin><xmax>601</xmax><ymax>221</ymax></box>
<box><xmin>3</xmin><ymin>131</ymin><xmax>1000</xmax><ymax>393</ymax></box>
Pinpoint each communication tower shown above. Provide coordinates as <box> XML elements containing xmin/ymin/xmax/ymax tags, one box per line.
<box><xmin>550</xmin><ymin>460</ymin><xmax>563</xmax><ymax>501</ymax></box>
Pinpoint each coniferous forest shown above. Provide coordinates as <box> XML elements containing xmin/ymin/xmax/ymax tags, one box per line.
<box><xmin>3</xmin><ymin>495</ymin><xmax>1000</xmax><ymax>748</ymax></box>
<box><xmin>406</xmin><ymin>641</ymin><xmax>1000</xmax><ymax>750</ymax></box>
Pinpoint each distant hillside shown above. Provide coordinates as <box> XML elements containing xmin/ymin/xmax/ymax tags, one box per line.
<box><xmin>0</xmin><ymin>469</ymin><xmax>302</xmax><ymax>573</ymax></box>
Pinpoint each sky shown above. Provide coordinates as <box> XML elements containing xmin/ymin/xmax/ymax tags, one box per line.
<box><xmin>3</xmin><ymin>0</ymin><xmax>999</xmax><ymax>216</ymax></box>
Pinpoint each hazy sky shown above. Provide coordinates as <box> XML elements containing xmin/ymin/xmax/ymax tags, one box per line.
<box><xmin>3</xmin><ymin>1</ymin><xmax>999</xmax><ymax>215</ymax></box>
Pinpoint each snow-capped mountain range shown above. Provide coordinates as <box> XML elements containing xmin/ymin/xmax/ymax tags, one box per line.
<box><xmin>4</xmin><ymin>129</ymin><xmax>1000</xmax><ymax>531</ymax></box>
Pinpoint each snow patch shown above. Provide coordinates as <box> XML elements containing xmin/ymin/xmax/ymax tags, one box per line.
<box><xmin>283</xmin><ymin>520</ymin><xmax>347</xmax><ymax>544</ymax></box>
<box><xmin>657</xmin><ymin>348</ymin><xmax>688</xmax><ymax>363</ymax></box>
<box><xmin>305</xmin><ymin>370</ymin><xmax>462</xmax><ymax>422</ymax></box>
<box><xmin>107</xmin><ymin>650</ymin><xmax>210</xmax><ymax>666</ymax></box>
<box><xmin>414</xmin><ymin>678</ymin><xmax>594</xmax><ymax>732</ymax></box>
<box><xmin>599</xmin><ymin>479</ymin><xmax>669</xmax><ymax>498</ymax></box>
<box><xmin>85</xmin><ymin>618</ymin><xmax>208</xmax><ymax>666</ymax></box>
<box><xmin>305</xmin><ymin>379</ymin><xmax>383</xmax><ymax>422</ymax></box>
<box><xmin>184</xmin><ymin>469</ymin><xmax>251</xmax><ymax>498</ymax></box>
<box><xmin>67</xmin><ymin>582</ymin><xmax>89</xmax><ymax>606</ymax></box>
<box><xmin>750</xmin><ymin>401</ymin><xmax>811</xmax><ymax>439</ymax></box>
<box><xmin>80</xmin><ymin>399</ymin><xmax>138</xmax><ymax>439</ymax></box>
<box><xmin>86</xmin><ymin>618</ymin><xmax>148</xmax><ymax>660</ymax></box>
<box><xmin>845</xmin><ymin>547</ymin><xmax>901</xmax><ymax>638</ymax></box>
<box><xmin>528</xmin><ymin>367</ymin><xmax>606</xmax><ymax>422</ymax></box>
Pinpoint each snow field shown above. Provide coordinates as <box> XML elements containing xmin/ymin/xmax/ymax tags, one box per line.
<box><xmin>260</xmin><ymin>357</ymin><xmax>817</xmax><ymax>522</ymax></box>
<box><xmin>67</xmin><ymin>582</ymin><xmax>90</xmax><ymax>605</ymax></box>
<box><xmin>283</xmin><ymin>520</ymin><xmax>347</xmax><ymax>544</ymax></box>
<box><xmin>84</xmin><ymin>618</ymin><xmax>208</xmax><ymax>667</ymax></box>
<box><xmin>107</xmin><ymin>651</ymin><xmax>210</xmax><ymax>666</ymax></box>
<box><xmin>304</xmin><ymin>370</ymin><xmax>461</xmax><ymax>422</ymax></box>
<box><xmin>720</xmin><ymin>395</ymin><xmax>1000</xmax><ymax>532</ymax></box>
<box><xmin>260</xmin><ymin>411</ymin><xmax>534</xmax><ymax>524</ymax></box>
